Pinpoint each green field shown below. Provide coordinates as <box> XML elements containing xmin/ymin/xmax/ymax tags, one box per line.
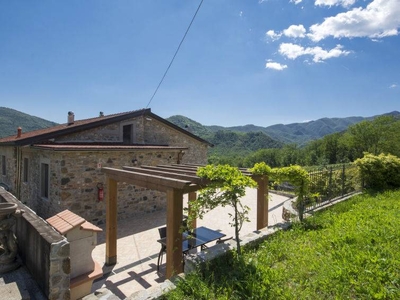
<box><xmin>164</xmin><ymin>190</ymin><xmax>400</xmax><ymax>299</ymax></box>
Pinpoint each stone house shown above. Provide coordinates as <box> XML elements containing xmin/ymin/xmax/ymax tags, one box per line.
<box><xmin>0</xmin><ymin>108</ymin><xmax>211</xmax><ymax>224</ymax></box>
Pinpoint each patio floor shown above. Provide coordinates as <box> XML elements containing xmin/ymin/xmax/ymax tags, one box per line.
<box><xmin>91</xmin><ymin>189</ymin><xmax>290</xmax><ymax>299</ymax></box>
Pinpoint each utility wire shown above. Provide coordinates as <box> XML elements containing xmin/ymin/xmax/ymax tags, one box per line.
<box><xmin>145</xmin><ymin>0</ymin><xmax>204</xmax><ymax>108</ymax></box>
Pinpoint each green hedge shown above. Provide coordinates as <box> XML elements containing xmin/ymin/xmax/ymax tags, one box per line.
<box><xmin>355</xmin><ymin>153</ymin><xmax>400</xmax><ymax>190</ymax></box>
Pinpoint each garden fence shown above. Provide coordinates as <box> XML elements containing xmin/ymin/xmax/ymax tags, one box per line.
<box><xmin>273</xmin><ymin>163</ymin><xmax>363</xmax><ymax>211</ymax></box>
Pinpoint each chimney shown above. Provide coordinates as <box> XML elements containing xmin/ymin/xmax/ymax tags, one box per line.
<box><xmin>17</xmin><ymin>127</ymin><xmax>22</xmax><ymax>138</ymax></box>
<box><xmin>68</xmin><ymin>111</ymin><xmax>75</xmax><ymax>125</ymax></box>
<box><xmin>99</xmin><ymin>111</ymin><xmax>104</xmax><ymax>117</ymax></box>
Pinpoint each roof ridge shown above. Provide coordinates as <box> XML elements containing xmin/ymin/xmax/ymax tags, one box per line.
<box><xmin>0</xmin><ymin>108</ymin><xmax>150</xmax><ymax>145</ymax></box>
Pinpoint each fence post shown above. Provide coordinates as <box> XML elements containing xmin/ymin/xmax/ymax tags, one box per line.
<box><xmin>328</xmin><ymin>167</ymin><xmax>333</xmax><ymax>200</ymax></box>
<box><xmin>341</xmin><ymin>163</ymin><xmax>345</xmax><ymax>197</ymax></box>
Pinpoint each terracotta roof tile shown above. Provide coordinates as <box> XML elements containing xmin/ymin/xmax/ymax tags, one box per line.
<box><xmin>46</xmin><ymin>210</ymin><xmax>86</xmax><ymax>235</ymax></box>
<box><xmin>0</xmin><ymin>109</ymin><xmax>148</xmax><ymax>144</ymax></box>
<box><xmin>0</xmin><ymin>107</ymin><xmax>213</xmax><ymax>147</ymax></box>
<box><xmin>47</xmin><ymin>215</ymin><xmax>74</xmax><ymax>235</ymax></box>
<box><xmin>58</xmin><ymin>210</ymin><xmax>85</xmax><ymax>227</ymax></box>
<box><xmin>80</xmin><ymin>221</ymin><xmax>102</xmax><ymax>232</ymax></box>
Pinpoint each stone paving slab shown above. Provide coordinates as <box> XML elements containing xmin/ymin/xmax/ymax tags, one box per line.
<box><xmin>0</xmin><ymin>263</ymin><xmax>46</xmax><ymax>300</ymax></box>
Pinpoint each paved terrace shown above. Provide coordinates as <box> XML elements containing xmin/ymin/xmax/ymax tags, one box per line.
<box><xmin>91</xmin><ymin>189</ymin><xmax>290</xmax><ymax>299</ymax></box>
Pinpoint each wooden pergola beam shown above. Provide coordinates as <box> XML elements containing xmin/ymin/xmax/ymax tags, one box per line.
<box><xmin>161</xmin><ymin>164</ymin><xmax>199</xmax><ymax>171</ymax></box>
<box><xmin>102</xmin><ymin>164</ymin><xmax>270</xmax><ymax>279</ymax></box>
<box><xmin>166</xmin><ymin>188</ymin><xmax>184</xmax><ymax>278</ymax></box>
<box><xmin>102</xmin><ymin>167</ymin><xmax>192</xmax><ymax>191</ymax></box>
<box><xmin>141</xmin><ymin>165</ymin><xmax>198</xmax><ymax>176</ymax></box>
<box><xmin>255</xmin><ymin>176</ymin><xmax>269</xmax><ymax>230</ymax></box>
<box><xmin>188</xmin><ymin>192</ymin><xmax>197</xmax><ymax>229</ymax></box>
<box><xmin>122</xmin><ymin>166</ymin><xmax>208</xmax><ymax>186</ymax></box>
<box><xmin>106</xmin><ymin>177</ymin><xmax>118</xmax><ymax>265</ymax></box>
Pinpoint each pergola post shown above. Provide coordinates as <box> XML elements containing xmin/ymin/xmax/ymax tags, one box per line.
<box><xmin>188</xmin><ymin>192</ymin><xmax>197</xmax><ymax>229</ymax></box>
<box><xmin>256</xmin><ymin>175</ymin><xmax>269</xmax><ymax>230</ymax></box>
<box><xmin>106</xmin><ymin>177</ymin><xmax>118</xmax><ymax>265</ymax></box>
<box><xmin>166</xmin><ymin>188</ymin><xmax>184</xmax><ymax>278</ymax></box>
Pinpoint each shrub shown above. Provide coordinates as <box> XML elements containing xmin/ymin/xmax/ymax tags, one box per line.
<box><xmin>354</xmin><ymin>153</ymin><xmax>400</xmax><ymax>190</ymax></box>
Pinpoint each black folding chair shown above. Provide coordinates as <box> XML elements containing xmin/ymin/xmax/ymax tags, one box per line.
<box><xmin>157</xmin><ymin>226</ymin><xmax>167</xmax><ymax>271</ymax></box>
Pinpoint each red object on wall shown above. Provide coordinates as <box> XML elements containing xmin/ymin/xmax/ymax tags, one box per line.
<box><xmin>97</xmin><ymin>183</ymin><xmax>104</xmax><ymax>201</ymax></box>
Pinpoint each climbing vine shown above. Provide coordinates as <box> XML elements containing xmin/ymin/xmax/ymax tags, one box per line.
<box><xmin>187</xmin><ymin>164</ymin><xmax>257</xmax><ymax>255</ymax></box>
<box><xmin>250</xmin><ymin>162</ymin><xmax>310</xmax><ymax>222</ymax></box>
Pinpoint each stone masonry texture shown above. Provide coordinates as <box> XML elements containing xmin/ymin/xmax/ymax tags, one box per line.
<box><xmin>1</xmin><ymin>115</ymin><xmax>209</xmax><ymax>225</ymax></box>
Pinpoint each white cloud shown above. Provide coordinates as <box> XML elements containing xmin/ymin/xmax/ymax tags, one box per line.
<box><xmin>283</xmin><ymin>24</ymin><xmax>306</xmax><ymax>38</ymax></box>
<box><xmin>315</xmin><ymin>0</ymin><xmax>356</xmax><ymax>7</ymax></box>
<box><xmin>279</xmin><ymin>43</ymin><xmax>350</xmax><ymax>62</ymax></box>
<box><xmin>239</xmin><ymin>11</ymin><xmax>243</xmax><ymax>17</ymax></box>
<box><xmin>389</xmin><ymin>84</ymin><xmax>398</xmax><ymax>88</ymax></box>
<box><xmin>266</xmin><ymin>60</ymin><xmax>288</xmax><ymax>70</ymax></box>
<box><xmin>279</xmin><ymin>43</ymin><xmax>305</xmax><ymax>59</ymax></box>
<box><xmin>266</xmin><ymin>30</ymin><xmax>282</xmax><ymax>41</ymax></box>
<box><xmin>291</xmin><ymin>0</ymin><xmax>303</xmax><ymax>4</ymax></box>
<box><xmin>308</xmin><ymin>0</ymin><xmax>400</xmax><ymax>42</ymax></box>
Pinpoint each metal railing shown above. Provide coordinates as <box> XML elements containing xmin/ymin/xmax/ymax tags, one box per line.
<box><xmin>305</xmin><ymin>163</ymin><xmax>362</xmax><ymax>211</ymax></box>
<box><xmin>271</xmin><ymin>163</ymin><xmax>362</xmax><ymax>212</ymax></box>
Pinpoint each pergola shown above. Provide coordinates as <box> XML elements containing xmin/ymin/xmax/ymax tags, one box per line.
<box><xmin>101</xmin><ymin>164</ymin><xmax>269</xmax><ymax>279</ymax></box>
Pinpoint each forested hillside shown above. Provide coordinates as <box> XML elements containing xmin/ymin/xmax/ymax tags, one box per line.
<box><xmin>167</xmin><ymin>112</ymin><xmax>400</xmax><ymax>167</ymax></box>
<box><xmin>242</xmin><ymin>115</ymin><xmax>400</xmax><ymax>168</ymax></box>
<box><xmin>168</xmin><ymin>111</ymin><xmax>400</xmax><ymax>145</ymax></box>
<box><xmin>0</xmin><ymin>107</ymin><xmax>58</xmax><ymax>138</ymax></box>
<box><xmin>167</xmin><ymin>115</ymin><xmax>283</xmax><ymax>161</ymax></box>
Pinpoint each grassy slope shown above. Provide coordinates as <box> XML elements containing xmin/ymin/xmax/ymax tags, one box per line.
<box><xmin>165</xmin><ymin>190</ymin><xmax>400</xmax><ymax>299</ymax></box>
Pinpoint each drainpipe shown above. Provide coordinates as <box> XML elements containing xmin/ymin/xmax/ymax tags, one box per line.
<box><xmin>177</xmin><ymin>150</ymin><xmax>185</xmax><ymax>164</ymax></box>
<box><xmin>15</xmin><ymin>146</ymin><xmax>22</xmax><ymax>199</ymax></box>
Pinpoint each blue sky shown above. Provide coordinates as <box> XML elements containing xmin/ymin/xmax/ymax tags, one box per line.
<box><xmin>0</xmin><ymin>0</ymin><xmax>399</xmax><ymax>127</ymax></box>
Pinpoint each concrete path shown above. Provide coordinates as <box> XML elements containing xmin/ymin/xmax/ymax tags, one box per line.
<box><xmin>91</xmin><ymin>189</ymin><xmax>290</xmax><ymax>299</ymax></box>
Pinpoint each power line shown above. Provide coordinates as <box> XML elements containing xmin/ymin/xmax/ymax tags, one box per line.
<box><xmin>145</xmin><ymin>0</ymin><xmax>204</xmax><ymax>109</ymax></box>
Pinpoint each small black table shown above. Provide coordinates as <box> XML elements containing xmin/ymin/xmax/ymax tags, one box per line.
<box><xmin>157</xmin><ymin>226</ymin><xmax>226</xmax><ymax>253</ymax></box>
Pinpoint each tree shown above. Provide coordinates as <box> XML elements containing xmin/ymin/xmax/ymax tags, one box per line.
<box><xmin>243</xmin><ymin>148</ymin><xmax>281</xmax><ymax>168</ymax></box>
<box><xmin>187</xmin><ymin>165</ymin><xmax>257</xmax><ymax>255</ymax></box>
<box><xmin>280</xmin><ymin>144</ymin><xmax>301</xmax><ymax>166</ymax></box>
<box><xmin>346</xmin><ymin>116</ymin><xmax>399</xmax><ymax>158</ymax></box>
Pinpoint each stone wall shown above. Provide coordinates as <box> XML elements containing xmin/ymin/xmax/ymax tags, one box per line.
<box><xmin>0</xmin><ymin>187</ymin><xmax>70</xmax><ymax>300</ymax></box>
<box><xmin>4</xmin><ymin>114</ymin><xmax>209</xmax><ymax>224</ymax></box>
<box><xmin>19</xmin><ymin>147</ymin><xmax>185</xmax><ymax>224</ymax></box>
<box><xmin>55</xmin><ymin>118</ymin><xmax>145</xmax><ymax>144</ymax></box>
<box><xmin>0</xmin><ymin>146</ymin><xmax>17</xmax><ymax>192</ymax></box>
<box><xmin>143</xmin><ymin>117</ymin><xmax>208</xmax><ymax>164</ymax></box>
<box><xmin>56</xmin><ymin>115</ymin><xmax>208</xmax><ymax>164</ymax></box>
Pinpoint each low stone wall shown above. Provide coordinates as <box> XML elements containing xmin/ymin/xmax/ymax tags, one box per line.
<box><xmin>0</xmin><ymin>187</ymin><xmax>70</xmax><ymax>300</ymax></box>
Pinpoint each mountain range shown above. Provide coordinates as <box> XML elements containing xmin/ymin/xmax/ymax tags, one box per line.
<box><xmin>1</xmin><ymin>106</ymin><xmax>399</xmax><ymax>150</ymax></box>
<box><xmin>166</xmin><ymin>111</ymin><xmax>400</xmax><ymax>146</ymax></box>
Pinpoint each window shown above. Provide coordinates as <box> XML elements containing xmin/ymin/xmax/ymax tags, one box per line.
<box><xmin>41</xmin><ymin>163</ymin><xmax>49</xmax><ymax>199</ymax></box>
<box><xmin>1</xmin><ymin>155</ymin><xmax>5</xmax><ymax>176</ymax></box>
<box><xmin>23</xmin><ymin>158</ymin><xmax>29</xmax><ymax>182</ymax></box>
<box><xmin>123</xmin><ymin>124</ymin><xmax>133</xmax><ymax>144</ymax></box>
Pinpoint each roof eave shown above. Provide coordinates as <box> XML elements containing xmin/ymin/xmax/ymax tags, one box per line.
<box><xmin>1</xmin><ymin>109</ymin><xmax>151</xmax><ymax>146</ymax></box>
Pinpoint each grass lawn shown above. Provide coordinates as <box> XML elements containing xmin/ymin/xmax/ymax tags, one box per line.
<box><xmin>163</xmin><ymin>190</ymin><xmax>400</xmax><ymax>299</ymax></box>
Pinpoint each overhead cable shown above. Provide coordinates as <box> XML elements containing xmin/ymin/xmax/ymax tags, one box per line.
<box><xmin>145</xmin><ymin>0</ymin><xmax>204</xmax><ymax>108</ymax></box>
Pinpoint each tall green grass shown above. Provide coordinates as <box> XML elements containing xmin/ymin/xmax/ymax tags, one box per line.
<box><xmin>163</xmin><ymin>190</ymin><xmax>400</xmax><ymax>299</ymax></box>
